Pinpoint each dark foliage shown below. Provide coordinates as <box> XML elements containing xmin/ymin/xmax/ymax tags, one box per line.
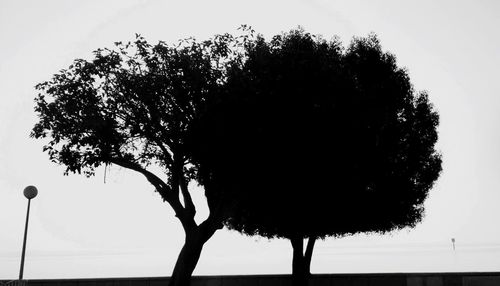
<box><xmin>191</xmin><ymin>29</ymin><xmax>442</xmax><ymax>240</ymax></box>
<box><xmin>31</xmin><ymin>32</ymin><xmax>250</xmax><ymax>286</ymax></box>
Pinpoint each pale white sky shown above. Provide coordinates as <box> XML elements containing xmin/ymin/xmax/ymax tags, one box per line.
<box><xmin>1</xmin><ymin>0</ymin><xmax>500</xmax><ymax>279</ymax></box>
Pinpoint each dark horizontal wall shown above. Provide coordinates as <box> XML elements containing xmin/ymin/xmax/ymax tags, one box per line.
<box><xmin>2</xmin><ymin>273</ymin><xmax>500</xmax><ymax>286</ymax></box>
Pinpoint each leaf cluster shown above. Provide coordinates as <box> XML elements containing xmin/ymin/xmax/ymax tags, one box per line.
<box><xmin>191</xmin><ymin>29</ymin><xmax>442</xmax><ymax>239</ymax></box>
<box><xmin>32</xmin><ymin>32</ymin><xmax>248</xmax><ymax>188</ymax></box>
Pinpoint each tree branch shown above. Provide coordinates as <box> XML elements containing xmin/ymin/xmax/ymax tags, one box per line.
<box><xmin>151</xmin><ymin>136</ymin><xmax>174</xmax><ymax>166</ymax></box>
<box><xmin>110</xmin><ymin>158</ymin><xmax>168</xmax><ymax>191</ymax></box>
<box><xmin>304</xmin><ymin>236</ymin><xmax>316</xmax><ymax>274</ymax></box>
<box><xmin>179</xmin><ymin>174</ymin><xmax>196</xmax><ymax>219</ymax></box>
<box><xmin>197</xmin><ymin>215</ymin><xmax>223</xmax><ymax>242</ymax></box>
<box><xmin>109</xmin><ymin>157</ymin><xmax>188</xmax><ymax>224</ymax></box>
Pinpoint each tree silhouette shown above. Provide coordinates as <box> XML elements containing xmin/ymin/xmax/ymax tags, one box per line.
<box><xmin>31</xmin><ymin>33</ymin><xmax>248</xmax><ymax>286</ymax></box>
<box><xmin>191</xmin><ymin>29</ymin><xmax>442</xmax><ymax>286</ymax></box>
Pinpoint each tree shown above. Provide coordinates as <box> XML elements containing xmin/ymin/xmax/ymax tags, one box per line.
<box><xmin>31</xmin><ymin>32</ymin><xmax>248</xmax><ymax>286</ymax></box>
<box><xmin>190</xmin><ymin>29</ymin><xmax>442</xmax><ymax>286</ymax></box>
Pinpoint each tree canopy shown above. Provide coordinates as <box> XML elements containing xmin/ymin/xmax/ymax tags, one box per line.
<box><xmin>32</xmin><ymin>27</ymin><xmax>441</xmax><ymax>286</ymax></box>
<box><xmin>31</xmin><ymin>32</ymin><xmax>249</xmax><ymax>286</ymax></box>
<box><xmin>190</xmin><ymin>28</ymin><xmax>442</xmax><ymax>284</ymax></box>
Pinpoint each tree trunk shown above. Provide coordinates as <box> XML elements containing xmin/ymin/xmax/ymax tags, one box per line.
<box><xmin>304</xmin><ymin>236</ymin><xmax>316</xmax><ymax>275</ymax></box>
<box><xmin>291</xmin><ymin>237</ymin><xmax>307</xmax><ymax>286</ymax></box>
<box><xmin>168</xmin><ymin>225</ymin><xmax>217</xmax><ymax>286</ymax></box>
<box><xmin>290</xmin><ymin>237</ymin><xmax>317</xmax><ymax>286</ymax></box>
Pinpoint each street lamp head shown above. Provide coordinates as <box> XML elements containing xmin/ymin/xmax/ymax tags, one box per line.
<box><xmin>23</xmin><ymin>186</ymin><xmax>38</xmax><ymax>199</ymax></box>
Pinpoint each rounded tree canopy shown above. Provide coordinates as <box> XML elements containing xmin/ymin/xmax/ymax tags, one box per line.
<box><xmin>190</xmin><ymin>29</ymin><xmax>442</xmax><ymax>239</ymax></box>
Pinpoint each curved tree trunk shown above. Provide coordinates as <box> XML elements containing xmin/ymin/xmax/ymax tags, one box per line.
<box><xmin>168</xmin><ymin>223</ymin><xmax>217</xmax><ymax>286</ymax></box>
<box><xmin>290</xmin><ymin>236</ymin><xmax>317</xmax><ymax>286</ymax></box>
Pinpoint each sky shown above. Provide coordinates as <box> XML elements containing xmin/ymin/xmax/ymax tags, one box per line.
<box><xmin>1</xmin><ymin>0</ymin><xmax>500</xmax><ymax>280</ymax></box>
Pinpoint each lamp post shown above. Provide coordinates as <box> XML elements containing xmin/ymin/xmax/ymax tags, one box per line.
<box><xmin>19</xmin><ymin>186</ymin><xmax>38</xmax><ymax>281</ymax></box>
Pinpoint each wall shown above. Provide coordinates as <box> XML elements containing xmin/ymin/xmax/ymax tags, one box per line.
<box><xmin>2</xmin><ymin>272</ymin><xmax>500</xmax><ymax>286</ymax></box>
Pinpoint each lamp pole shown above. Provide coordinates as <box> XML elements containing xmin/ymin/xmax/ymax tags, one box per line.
<box><xmin>19</xmin><ymin>186</ymin><xmax>38</xmax><ymax>281</ymax></box>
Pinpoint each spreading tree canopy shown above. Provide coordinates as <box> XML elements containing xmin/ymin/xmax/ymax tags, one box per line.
<box><xmin>190</xmin><ymin>29</ymin><xmax>442</xmax><ymax>286</ymax></box>
<box><xmin>31</xmin><ymin>32</ymin><xmax>249</xmax><ymax>286</ymax></box>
